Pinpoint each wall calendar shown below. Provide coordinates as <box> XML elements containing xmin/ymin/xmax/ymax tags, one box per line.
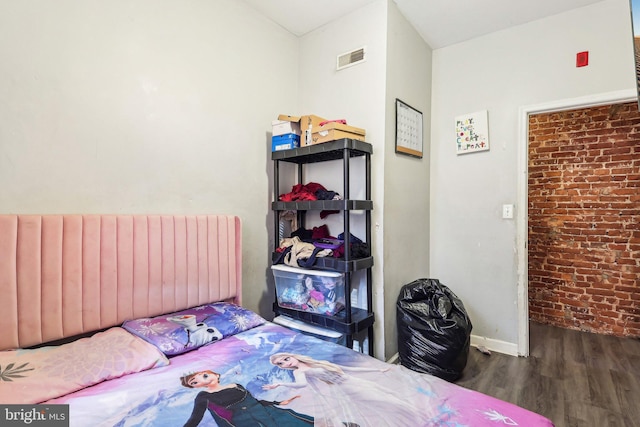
<box><xmin>395</xmin><ymin>99</ymin><xmax>423</xmax><ymax>158</ymax></box>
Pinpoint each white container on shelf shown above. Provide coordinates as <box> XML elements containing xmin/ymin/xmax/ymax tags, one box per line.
<box><xmin>272</xmin><ymin>119</ymin><xmax>301</xmax><ymax>137</ymax></box>
<box><xmin>273</xmin><ymin>315</ymin><xmax>345</xmax><ymax>345</ymax></box>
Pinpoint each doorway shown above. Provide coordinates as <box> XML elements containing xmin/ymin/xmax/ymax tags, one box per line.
<box><xmin>516</xmin><ymin>89</ymin><xmax>638</xmax><ymax>356</ymax></box>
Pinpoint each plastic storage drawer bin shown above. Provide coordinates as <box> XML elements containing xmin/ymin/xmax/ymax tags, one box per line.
<box><xmin>273</xmin><ymin>315</ymin><xmax>346</xmax><ymax>345</ymax></box>
<box><xmin>272</xmin><ymin>265</ymin><xmax>345</xmax><ymax>316</ymax></box>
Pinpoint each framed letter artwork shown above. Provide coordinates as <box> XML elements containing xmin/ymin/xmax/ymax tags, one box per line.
<box><xmin>455</xmin><ymin>110</ymin><xmax>490</xmax><ymax>155</ymax></box>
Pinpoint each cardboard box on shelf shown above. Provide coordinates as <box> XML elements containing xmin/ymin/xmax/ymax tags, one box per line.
<box><xmin>310</xmin><ymin>121</ymin><xmax>366</xmax><ymax>145</ymax></box>
<box><xmin>278</xmin><ymin>114</ymin><xmax>327</xmax><ymax>146</ymax></box>
<box><xmin>299</xmin><ymin>114</ymin><xmax>327</xmax><ymax>134</ymax></box>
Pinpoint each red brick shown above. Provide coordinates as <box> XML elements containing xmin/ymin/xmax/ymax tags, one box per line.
<box><xmin>528</xmin><ymin>101</ymin><xmax>640</xmax><ymax>338</ymax></box>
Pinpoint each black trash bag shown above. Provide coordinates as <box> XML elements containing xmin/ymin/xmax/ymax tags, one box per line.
<box><xmin>396</xmin><ymin>278</ymin><xmax>472</xmax><ymax>382</ymax></box>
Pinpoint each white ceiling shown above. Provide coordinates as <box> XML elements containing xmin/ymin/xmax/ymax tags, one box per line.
<box><xmin>241</xmin><ymin>0</ymin><xmax>606</xmax><ymax>49</ymax></box>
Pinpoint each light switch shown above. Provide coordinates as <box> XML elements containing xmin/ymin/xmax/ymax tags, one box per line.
<box><xmin>502</xmin><ymin>204</ymin><xmax>514</xmax><ymax>219</ymax></box>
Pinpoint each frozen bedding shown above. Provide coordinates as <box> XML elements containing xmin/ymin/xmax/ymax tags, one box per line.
<box><xmin>0</xmin><ymin>214</ymin><xmax>555</xmax><ymax>426</ymax></box>
<box><xmin>40</xmin><ymin>321</ymin><xmax>554</xmax><ymax>427</ymax></box>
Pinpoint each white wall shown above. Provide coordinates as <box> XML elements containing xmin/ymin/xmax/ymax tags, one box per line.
<box><xmin>430</xmin><ymin>0</ymin><xmax>636</xmax><ymax>351</ymax></box>
<box><xmin>6</xmin><ymin>0</ymin><xmax>629</xmax><ymax>359</ymax></box>
<box><xmin>298</xmin><ymin>1</ymin><xmax>389</xmax><ymax>357</ymax></box>
<box><xmin>296</xmin><ymin>0</ymin><xmax>432</xmax><ymax>359</ymax></box>
<box><xmin>0</xmin><ymin>0</ymin><xmax>431</xmax><ymax>360</ymax></box>
<box><xmin>383</xmin><ymin>2</ymin><xmax>432</xmax><ymax>359</ymax></box>
<box><xmin>0</xmin><ymin>0</ymin><xmax>300</xmax><ymax>318</ymax></box>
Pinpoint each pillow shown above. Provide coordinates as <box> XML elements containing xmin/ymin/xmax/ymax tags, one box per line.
<box><xmin>0</xmin><ymin>327</ymin><xmax>169</xmax><ymax>404</ymax></box>
<box><xmin>122</xmin><ymin>302</ymin><xmax>266</xmax><ymax>356</ymax></box>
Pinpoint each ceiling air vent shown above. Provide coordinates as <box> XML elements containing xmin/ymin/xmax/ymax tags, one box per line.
<box><xmin>336</xmin><ymin>46</ymin><xmax>366</xmax><ymax>71</ymax></box>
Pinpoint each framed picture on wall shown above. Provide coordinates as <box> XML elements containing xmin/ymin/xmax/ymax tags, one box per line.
<box><xmin>455</xmin><ymin>110</ymin><xmax>490</xmax><ymax>155</ymax></box>
<box><xmin>395</xmin><ymin>99</ymin><xmax>423</xmax><ymax>158</ymax></box>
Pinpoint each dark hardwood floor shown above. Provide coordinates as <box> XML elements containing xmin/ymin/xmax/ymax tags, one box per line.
<box><xmin>455</xmin><ymin>321</ymin><xmax>640</xmax><ymax>427</ymax></box>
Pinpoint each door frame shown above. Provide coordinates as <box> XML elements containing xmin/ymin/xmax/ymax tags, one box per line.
<box><xmin>516</xmin><ymin>89</ymin><xmax>637</xmax><ymax>356</ymax></box>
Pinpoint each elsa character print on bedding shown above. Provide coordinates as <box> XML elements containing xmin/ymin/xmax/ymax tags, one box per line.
<box><xmin>262</xmin><ymin>353</ymin><xmax>428</xmax><ymax>426</ymax></box>
<box><xmin>47</xmin><ymin>323</ymin><xmax>554</xmax><ymax>427</ymax></box>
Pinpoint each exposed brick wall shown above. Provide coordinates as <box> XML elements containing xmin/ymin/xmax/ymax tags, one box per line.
<box><xmin>528</xmin><ymin>102</ymin><xmax>640</xmax><ymax>337</ymax></box>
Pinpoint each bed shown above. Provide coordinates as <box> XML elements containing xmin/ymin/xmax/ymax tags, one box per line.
<box><xmin>0</xmin><ymin>214</ymin><xmax>555</xmax><ymax>427</ymax></box>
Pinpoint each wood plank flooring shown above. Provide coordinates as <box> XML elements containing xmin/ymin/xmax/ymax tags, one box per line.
<box><xmin>455</xmin><ymin>322</ymin><xmax>640</xmax><ymax>427</ymax></box>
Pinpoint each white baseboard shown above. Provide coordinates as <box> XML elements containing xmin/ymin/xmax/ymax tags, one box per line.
<box><xmin>470</xmin><ymin>334</ymin><xmax>518</xmax><ymax>356</ymax></box>
<box><xmin>385</xmin><ymin>334</ymin><xmax>519</xmax><ymax>364</ymax></box>
<box><xmin>386</xmin><ymin>334</ymin><xmax>518</xmax><ymax>364</ymax></box>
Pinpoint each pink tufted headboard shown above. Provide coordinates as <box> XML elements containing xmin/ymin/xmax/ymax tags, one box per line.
<box><xmin>0</xmin><ymin>215</ymin><xmax>242</xmax><ymax>350</ymax></box>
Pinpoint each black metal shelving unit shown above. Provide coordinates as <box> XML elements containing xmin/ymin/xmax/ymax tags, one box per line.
<box><xmin>272</xmin><ymin>138</ymin><xmax>374</xmax><ymax>355</ymax></box>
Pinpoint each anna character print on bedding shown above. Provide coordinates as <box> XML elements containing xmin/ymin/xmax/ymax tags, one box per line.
<box><xmin>262</xmin><ymin>352</ymin><xmax>431</xmax><ymax>427</ymax></box>
<box><xmin>180</xmin><ymin>370</ymin><xmax>313</xmax><ymax>427</ymax></box>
